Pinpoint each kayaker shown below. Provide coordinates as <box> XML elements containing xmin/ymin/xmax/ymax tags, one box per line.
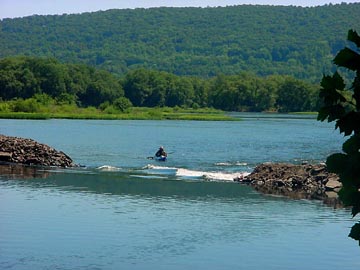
<box><xmin>155</xmin><ymin>146</ymin><xmax>167</xmax><ymax>157</ymax></box>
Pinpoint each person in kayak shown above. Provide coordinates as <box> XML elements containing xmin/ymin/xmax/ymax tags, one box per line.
<box><xmin>155</xmin><ymin>146</ymin><xmax>167</xmax><ymax>158</ymax></box>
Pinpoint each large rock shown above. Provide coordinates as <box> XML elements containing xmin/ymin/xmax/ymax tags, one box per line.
<box><xmin>235</xmin><ymin>162</ymin><xmax>342</xmax><ymax>206</ymax></box>
<box><xmin>0</xmin><ymin>134</ymin><xmax>75</xmax><ymax>167</ymax></box>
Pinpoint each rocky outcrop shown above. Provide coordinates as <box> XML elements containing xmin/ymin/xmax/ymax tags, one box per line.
<box><xmin>0</xmin><ymin>134</ymin><xmax>75</xmax><ymax>167</ymax></box>
<box><xmin>234</xmin><ymin>163</ymin><xmax>342</xmax><ymax>206</ymax></box>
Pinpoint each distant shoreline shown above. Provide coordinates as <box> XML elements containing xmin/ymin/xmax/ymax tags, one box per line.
<box><xmin>0</xmin><ymin>110</ymin><xmax>318</xmax><ymax>121</ymax></box>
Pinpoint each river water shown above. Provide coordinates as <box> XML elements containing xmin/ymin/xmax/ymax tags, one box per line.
<box><xmin>0</xmin><ymin>115</ymin><xmax>359</xmax><ymax>269</ymax></box>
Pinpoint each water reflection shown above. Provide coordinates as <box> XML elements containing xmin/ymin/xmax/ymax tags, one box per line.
<box><xmin>0</xmin><ymin>163</ymin><xmax>51</xmax><ymax>179</ymax></box>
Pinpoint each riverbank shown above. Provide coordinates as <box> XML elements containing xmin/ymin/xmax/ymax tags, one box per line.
<box><xmin>0</xmin><ymin>134</ymin><xmax>75</xmax><ymax>167</ymax></box>
<box><xmin>0</xmin><ymin>107</ymin><xmax>237</xmax><ymax>121</ymax></box>
<box><xmin>235</xmin><ymin>162</ymin><xmax>342</xmax><ymax>207</ymax></box>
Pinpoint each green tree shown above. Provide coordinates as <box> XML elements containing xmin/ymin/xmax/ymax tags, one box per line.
<box><xmin>165</xmin><ymin>76</ymin><xmax>194</xmax><ymax>107</ymax></box>
<box><xmin>123</xmin><ymin>69</ymin><xmax>163</xmax><ymax>107</ymax></box>
<box><xmin>77</xmin><ymin>70</ymin><xmax>123</xmax><ymax>107</ymax></box>
<box><xmin>209</xmin><ymin>74</ymin><xmax>235</xmax><ymax>110</ymax></box>
<box><xmin>276</xmin><ymin>77</ymin><xmax>314</xmax><ymax>112</ymax></box>
<box><xmin>113</xmin><ymin>97</ymin><xmax>133</xmax><ymax>112</ymax></box>
<box><xmin>317</xmin><ymin>29</ymin><xmax>360</xmax><ymax>245</ymax></box>
<box><xmin>189</xmin><ymin>77</ymin><xmax>210</xmax><ymax>108</ymax></box>
<box><xmin>0</xmin><ymin>69</ymin><xmax>24</xmax><ymax>99</ymax></box>
<box><xmin>28</xmin><ymin>58</ymin><xmax>69</xmax><ymax>97</ymax></box>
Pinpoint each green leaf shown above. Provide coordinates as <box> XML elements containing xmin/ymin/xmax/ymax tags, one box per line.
<box><xmin>336</xmin><ymin>111</ymin><xmax>360</xmax><ymax>136</ymax></box>
<box><xmin>348</xmin><ymin>223</ymin><xmax>360</xmax><ymax>245</ymax></box>
<box><xmin>326</xmin><ymin>153</ymin><xmax>348</xmax><ymax>173</ymax></box>
<box><xmin>319</xmin><ymin>91</ymin><xmax>346</xmax><ymax>105</ymax></box>
<box><xmin>333</xmin><ymin>48</ymin><xmax>360</xmax><ymax>71</ymax></box>
<box><xmin>347</xmin><ymin>29</ymin><xmax>360</xmax><ymax>49</ymax></box>
<box><xmin>343</xmin><ymin>135</ymin><xmax>360</xmax><ymax>154</ymax></box>
<box><xmin>320</xmin><ymin>72</ymin><xmax>345</xmax><ymax>91</ymax></box>
<box><xmin>338</xmin><ymin>187</ymin><xmax>357</xmax><ymax>206</ymax></box>
<box><xmin>317</xmin><ymin>104</ymin><xmax>347</xmax><ymax>123</ymax></box>
<box><xmin>332</xmin><ymin>71</ymin><xmax>347</xmax><ymax>91</ymax></box>
<box><xmin>352</xmin><ymin>205</ymin><xmax>360</xmax><ymax>218</ymax></box>
<box><xmin>347</xmin><ymin>153</ymin><xmax>360</xmax><ymax>183</ymax></box>
<box><xmin>352</xmin><ymin>75</ymin><xmax>360</xmax><ymax>110</ymax></box>
<box><xmin>320</xmin><ymin>75</ymin><xmax>333</xmax><ymax>90</ymax></box>
<box><xmin>328</xmin><ymin>104</ymin><xmax>346</xmax><ymax>122</ymax></box>
<box><xmin>317</xmin><ymin>106</ymin><xmax>329</xmax><ymax>121</ymax></box>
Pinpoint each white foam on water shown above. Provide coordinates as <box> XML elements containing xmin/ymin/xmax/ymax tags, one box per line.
<box><xmin>96</xmin><ymin>165</ymin><xmax>122</xmax><ymax>171</ymax></box>
<box><xmin>235</xmin><ymin>162</ymin><xmax>248</xmax><ymax>166</ymax></box>
<box><xmin>130</xmin><ymin>174</ymin><xmax>168</xmax><ymax>179</ymax></box>
<box><xmin>214</xmin><ymin>162</ymin><xmax>232</xmax><ymax>166</ymax></box>
<box><xmin>142</xmin><ymin>164</ymin><xmax>178</xmax><ymax>175</ymax></box>
<box><xmin>215</xmin><ymin>162</ymin><xmax>248</xmax><ymax>166</ymax></box>
<box><xmin>143</xmin><ymin>164</ymin><xmax>250</xmax><ymax>181</ymax></box>
<box><xmin>176</xmin><ymin>168</ymin><xmax>250</xmax><ymax>181</ymax></box>
<box><xmin>143</xmin><ymin>164</ymin><xmax>178</xmax><ymax>170</ymax></box>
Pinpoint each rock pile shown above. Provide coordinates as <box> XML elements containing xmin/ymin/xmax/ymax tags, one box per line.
<box><xmin>235</xmin><ymin>163</ymin><xmax>342</xmax><ymax>206</ymax></box>
<box><xmin>0</xmin><ymin>134</ymin><xmax>75</xmax><ymax>167</ymax></box>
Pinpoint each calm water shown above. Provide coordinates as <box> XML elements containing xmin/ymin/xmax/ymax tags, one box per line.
<box><xmin>0</xmin><ymin>115</ymin><xmax>359</xmax><ymax>269</ymax></box>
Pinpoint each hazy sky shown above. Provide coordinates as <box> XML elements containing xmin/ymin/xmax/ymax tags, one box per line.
<box><xmin>0</xmin><ymin>0</ymin><xmax>359</xmax><ymax>19</ymax></box>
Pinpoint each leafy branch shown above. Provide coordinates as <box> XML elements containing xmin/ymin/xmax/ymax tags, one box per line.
<box><xmin>318</xmin><ymin>29</ymin><xmax>360</xmax><ymax>245</ymax></box>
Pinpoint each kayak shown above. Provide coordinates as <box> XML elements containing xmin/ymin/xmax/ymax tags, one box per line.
<box><xmin>155</xmin><ymin>156</ymin><xmax>167</xmax><ymax>162</ymax></box>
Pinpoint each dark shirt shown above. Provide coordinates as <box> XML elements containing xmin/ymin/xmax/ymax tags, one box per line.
<box><xmin>155</xmin><ymin>149</ymin><xmax>167</xmax><ymax>157</ymax></box>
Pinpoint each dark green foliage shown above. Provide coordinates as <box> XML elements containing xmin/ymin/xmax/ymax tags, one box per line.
<box><xmin>0</xmin><ymin>56</ymin><xmax>320</xmax><ymax>112</ymax></box>
<box><xmin>206</xmin><ymin>73</ymin><xmax>318</xmax><ymax>112</ymax></box>
<box><xmin>349</xmin><ymin>223</ymin><xmax>360</xmax><ymax>242</ymax></box>
<box><xmin>113</xmin><ymin>97</ymin><xmax>133</xmax><ymax>112</ymax></box>
<box><xmin>318</xmin><ymin>29</ymin><xmax>360</xmax><ymax>245</ymax></box>
<box><xmin>0</xmin><ymin>4</ymin><xmax>360</xmax><ymax>81</ymax></box>
<box><xmin>276</xmin><ymin>78</ymin><xmax>316</xmax><ymax>112</ymax></box>
<box><xmin>0</xmin><ymin>56</ymin><xmax>128</xmax><ymax>108</ymax></box>
<box><xmin>78</xmin><ymin>70</ymin><xmax>123</xmax><ymax>107</ymax></box>
<box><xmin>123</xmin><ymin>69</ymin><xmax>167</xmax><ymax>107</ymax></box>
<box><xmin>123</xmin><ymin>69</ymin><xmax>198</xmax><ymax>108</ymax></box>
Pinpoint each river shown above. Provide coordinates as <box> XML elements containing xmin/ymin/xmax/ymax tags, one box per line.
<box><xmin>0</xmin><ymin>114</ymin><xmax>359</xmax><ymax>269</ymax></box>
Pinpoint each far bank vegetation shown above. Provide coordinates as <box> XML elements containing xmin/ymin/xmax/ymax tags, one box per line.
<box><xmin>0</xmin><ymin>57</ymin><xmax>322</xmax><ymax>119</ymax></box>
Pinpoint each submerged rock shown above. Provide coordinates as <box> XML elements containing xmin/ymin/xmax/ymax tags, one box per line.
<box><xmin>235</xmin><ymin>162</ymin><xmax>342</xmax><ymax>207</ymax></box>
<box><xmin>0</xmin><ymin>134</ymin><xmax>75</xmax><ymax>167</ymax></box>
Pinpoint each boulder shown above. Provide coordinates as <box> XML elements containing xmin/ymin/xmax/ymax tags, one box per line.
<box><xmin>325</xmin><ymin>178</ymin><xmax>342</xmax><ymax>191</ymax></box>
<box><xmin>0</xmin><ymin>151</ymin><xmax>12</xmax><ymax>161</ymax></box>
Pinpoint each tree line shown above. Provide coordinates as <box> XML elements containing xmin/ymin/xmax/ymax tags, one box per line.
<box><xmin>0</xmin><ymin>56</ymin><xmax>320</xmax><ymax>113</ymax></box>
<box><xmin>0</xmin><ymin>4</ymin><xmax>359</xmax><ymax>82</ymax></box>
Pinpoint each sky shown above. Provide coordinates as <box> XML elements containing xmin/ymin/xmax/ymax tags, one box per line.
<box><xmin>0</xmin><ymin>0</ymin><xmax>359</xmax><ymax>19</ymax></box>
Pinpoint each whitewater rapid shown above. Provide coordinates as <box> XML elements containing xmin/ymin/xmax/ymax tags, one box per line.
<box><xmin>96</xmin><ymin>163</ymin><xmax>250</xmax><ymax>182</ymax></box>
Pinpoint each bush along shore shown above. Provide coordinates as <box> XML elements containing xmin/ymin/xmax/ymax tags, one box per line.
<box><xmin>0</xmin><ymin>134</ymin><xmax>75</xmax><ymax>167</ymax></box>
<box><xmin>235</xmin><ymin>163</ymin><xmax>342</xmax><ymax>207</ymax></box>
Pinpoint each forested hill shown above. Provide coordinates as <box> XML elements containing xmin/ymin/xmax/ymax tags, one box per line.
<box><xmin>1</xmin><ymin>3</ymin><xmax>359</xmax><ymax>82</ymax></box>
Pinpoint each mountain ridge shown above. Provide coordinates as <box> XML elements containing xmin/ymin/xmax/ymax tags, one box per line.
<box><xmin>1</xmin><ymin>3</ymin><xmax>359</xmax><ymax>81</ymax></box>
